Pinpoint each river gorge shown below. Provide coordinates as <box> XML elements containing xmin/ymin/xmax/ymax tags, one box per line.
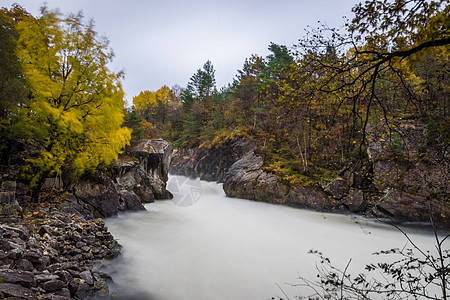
<box><xmin>106</xmin><ymin>175</ymin><xmax>443</xmax><ymax>300</ymax></box>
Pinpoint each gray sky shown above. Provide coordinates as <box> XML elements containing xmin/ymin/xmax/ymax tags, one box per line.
<box><xmin>2</xmin><ymin>0</ymin><xmax>360</xmax><ymax>104</ymax></box>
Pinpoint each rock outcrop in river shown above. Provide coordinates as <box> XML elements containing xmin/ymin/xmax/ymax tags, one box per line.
<box><xmin>171</xmin><ymin>120</ymin><xmax>449</xmax><ymax>224</ymax></box>
<box><xmin>170</xmin><ymin>138</ymin><xmax>255</xmax><ymax>182</ymax></box>
<box><xmin>0</xmin><ymin>139</ymin><xmax>173</xmax><ymax>221</ymax></box>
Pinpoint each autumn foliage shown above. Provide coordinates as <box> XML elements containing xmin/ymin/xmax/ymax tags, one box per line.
<box><xmin>0</xmin><ymin>5</ymin><xmax>131</xmax><ymax>201</ymax></box>
<box><xmin>129</xmin><ymin>0</ymin><xmax>448</xmax><ymax>187</ymax></box>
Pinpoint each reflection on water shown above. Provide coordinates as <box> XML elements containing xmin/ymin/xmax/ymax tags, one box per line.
<box><xmin>105</xmin><ymin>176</ymin><xmax>442</xmax><ymax>300</ymax></box>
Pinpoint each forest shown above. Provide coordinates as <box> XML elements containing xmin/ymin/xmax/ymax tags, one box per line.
<box><xmin>0</xmin><ymin>1</ymin><xmax>449</xmax><ymax>299</ymax></box>
<box><xmin>0</xmin><ymin>0</ymin><xmax>448</xmax><ymax>202</ymax></box>
<box><xmin>126</xmin><ymin>0</ymin><xmax>449</xmax><ymax>189</ymax></box>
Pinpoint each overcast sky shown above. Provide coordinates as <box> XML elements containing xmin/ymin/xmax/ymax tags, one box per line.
<box><xmin>2</xmin><ymin>0</ymin><xmax>360</xmax><ymax>104</ymax></box>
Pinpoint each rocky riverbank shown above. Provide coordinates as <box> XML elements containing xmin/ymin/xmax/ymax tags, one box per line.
<box><xmin>0</xmin><ymin>139</ymin><xmax>174</xmax><ymax>299</ymax></box>
<box><xmin>0</xmin><ymin>206</ymin><xmax>119</xmax><ymax>300</ymax></box>
<box><xmin>171</xmin><ymin>120</ymin><xmax>449</xmax><ymax>226</ymax></box>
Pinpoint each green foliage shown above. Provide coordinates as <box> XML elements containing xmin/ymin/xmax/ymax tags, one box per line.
<box><xmin>123</xmin><ymin>107</ymin><xmax>143</xmax><ymax>142</ymax></box>
<box><xmin>187</xmin><ymin>60</ymin><xmax>217</xmax><ymax>101</ymax></box>
<box><xmin>0</xmin><ymin>8</ymin><xmax>28</xmax><ymax>119</ymax></box>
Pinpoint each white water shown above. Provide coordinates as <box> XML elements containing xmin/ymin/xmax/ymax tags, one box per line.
<box><xmin>105</xmin><ymin>176</ymin><xmax>444</xmax><ymax>300</ymax></box>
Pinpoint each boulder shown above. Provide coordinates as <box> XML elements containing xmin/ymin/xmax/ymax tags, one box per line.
<box><xmin>74</xmin><ymin>172</ymin><xmax>121</xmax><ymax>218</ymax></box>
<box><xmin>0</xmin><ymin>269</ymin><xmax>36</xmax><ymax>287</ymax></box>
<box><xmin>131</xmin><ymin>138</ymin><xmax>173</xmax><ymax>182</ymax></box>
<box><xmin>41</xmin><ymin>279</ymin><xmax>65</xmax><ymax>292</ymax></box>
<box><xmin>366</xmin><ymin>119</ymin><xmax>449</xmax><ymax>222</ymax></box>
<box><xmin>286</xmin><ymin>186</ymin><xmax>333</xmax><ymax>211</ymax></box>
<box><xmin>341</xmin><ymin>189</ymin><xmax>366</xmax><ymax>212</ymax></box>
<box><xmin>41</xmin><ymin>177</ymin><xmax>63</xmax><ymax>190</ymax></box>
<box><xmin>113</xmin><ymin>139</ymin><xmax>173</xmax><ymax>202</ymax></box>
<box><xmin>224</xmin><ymin>150</ymin><xmax>289</xmax><ymax>203</ymax></box>
<box><xmin>170</xmin><ymin>138</ymin><xmax>256</xmax><ymax>182</ymax></box>
<box><xmin>0</xmin><ymin>282</ymin><xmax>35</xmax><ymax>299</ymax></box>
<box><xmin>323</xmin><ymin>178</ymin><xmax>350</xmax><ymax>200</ymax></box>
<box><xmin>375</xmin><ymin>189</ymin><xmax>430</xmax><ymax>221</ymax></box>
<box><xmin>118</xmin><ymin>190</ymin><xmax>145</xmax><ymax>212</ymax></box>
<box><xmin>1</xmin><ymin>180</ymin><xmax>16</xmax><ymax>191</ymax></box>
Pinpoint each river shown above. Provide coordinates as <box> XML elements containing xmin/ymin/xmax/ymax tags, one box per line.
<box><xmin>105</xmin><ymin>175</ymin><xmax>445</xmax><ymax>299</ymax></box>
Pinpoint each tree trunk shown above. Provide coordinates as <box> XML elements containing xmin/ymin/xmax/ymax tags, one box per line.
<box><xmin>31</xmin><ymin>172</ymin><xmax>48</xmax><ymax>203</ymax></box>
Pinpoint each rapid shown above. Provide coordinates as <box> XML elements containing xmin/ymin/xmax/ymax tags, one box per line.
<box><xmin>105</xmin><ymin>175</ymin><xmax>443</xmax><ymax>299</ymax></box>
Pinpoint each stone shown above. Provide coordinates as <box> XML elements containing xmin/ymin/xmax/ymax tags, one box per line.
<box><xmin>94</xmin><ymin>280</ymin><xmax>109</xmax><ymax>297</ymax></box>
<box><xmin>79</xmin><ymin>270</ymin><xmax>94</xmax><ymax>285</ymax></box>
<box><xmin>341</xmin><ymin>189</ymin><xmax>366</xmax><ymax>212</ymax></box>
<box><xmin>0</xmin><ymin>239</ymin><xmax>12</xmax><ymax>251</ymax></box>
<box><xmin>131</xmin><ymin>138</ymin><xmax>173</xmax><ymax>182</ymax></box>
<box><xmin>286</xmin><ymin>186</ymin><xmax>334</xmax><ymax>211</ymax></box>
<box><xmin>116</xmin><ymin>170</ymin><xmax>137</xmax><ymax>190</ymax></box>
<box><xmin>16</xmin><ymin>259</ymin><xmax>34</xmax><ymax>272</ymax></box>
<box><xmin>75</xmin><ymin>282</ymin><xmax>91</xmax><ymax>299</ymax></box>
<box><xmin>223</xmin><ymin>150</ymin><xmax>289</xmax><ymax>203</ymax></box>
<box><xmin>38</xmin><ymin>225</ymin><xmax>51</xmax><ymax>237</ymax></box>
<box><xmin>15</xmin><ymin>182</ymin><xmax>28</xmax><ymax>196</ymax></box>
<box><xmin>54</xmin><ymin>287</ymin><xmax>71</xmax><ymax>298</ymax></box>
<box><xmin>323</xmin><ymin>178</ymin><xmax>350</xmax><ymax>200</ymax></box>
<box><xmin>41</xmin><ymin>279</ymin><xmax>65</xmax><ymax>292</ymax></box>
<box><xmin>223</xmin><ymin>150</ymin><xmax>263</xmax><ymax>200</ymax></box>
<box><xmin>366</xmin><ymin>119</ymin><xmax>450</xmax><ymax>222</ymax></box>
<box><xmin>35</xmin><ymin>274</ymin><xmax>59</xmax><ymax>283</ymax></box>
<box><xmin>48</xmin><ymin>294</ymin><xmax>71</xmax><ymax>300</ymax></box>
<box><xmin>1</xmin><ymin>180</ymin><xmax>16</xmax><ymax>191</ymax></box>
<box><xmin>0</xmin><ymin>269</ymin><xmax>36</xmax><ymax>287</ymax></box>
<box><xmin>0</xmin><ymin>282</ymin><xmax>35</xmax><ymax>299</ymax></box>
<box><xmin>56</xmin><ymin>270</ymin><xmax>73</xmax><ymax>283</ymax></box>
<box><xmin>74</xmin><ymin>172</ymin><xmax>121</xmax><ymax>218</ymax></box>
<box><xmin>118</xmin><ymin>190</ymin><xmax>145</xmax><ymax>212</ymax></box>
<box><xmin>0</xmin><ymin>191</ymin><xmax>15</xmax><ymax>204</ymax></box>
<box><xmin>134</xmin><ymin>185</ymin><xmax>154</xmax><ymax>203</ymax></box>
<box><xmin>375</xmin><ymin>189</ymin><xmax>430</xmax><ymax>221</ymax></box>
<box><xmin>170</xmin><ymin>138</ymin><xmax>255</xmax><ymax>182</ymax></box>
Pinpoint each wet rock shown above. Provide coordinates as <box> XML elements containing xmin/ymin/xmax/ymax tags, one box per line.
<box><xmin>41</xmin><ymin>177</ymin><xmax>63</xmax><ymax>190</ymax></box>
<box><xmin>131</xmin><ymin>138</ymin><xmax>173</xmax><ymax>182</ymax></box>
<box><xmin>49</xmin><ymin>293</ymin><xmax>71</xmax><ymax>300</ymax></box>
<box><xmin>79</xmin><ymin>270</ymin><xmax>94</xmax><ymax>285</ymax></box>
<box><xmin>93</xmin><ymin>280</ymin><xmax>109</xmax><ymax>297</ymax></box>
<box><xmin>3</xmin><ymin>225</ymin><xmax>29</xmax><ymax>240</ymax></box>
<box><xmin>0</xmin><ymin>208</ymin><xmax>122</xmax><ymax>300</ymax></box>
<box><xmin>55</xmin><ymin>270</ymin><xmax>73</xmax><ymax>283</ymax></box>
<box><xmin>75</xmin><ymin>282</ymin><xmax>91</xmax><ymax>299</ymax></box>
<box><xmin>133</xmin><ymin>185</ymin><xmax>154</xmax><ymax>203</ymax></box>
<box><xmin>118</xmin><ymin>190</ymin><xmax>145</xmax><ymax>212</ymax></box>
<box><xmin>38</xmin><ymin>225</ymin><xmax>51</xmax><ymax>237</ymax></box>
<box><xmin>366</xmin><ymin>119</ymin><xmax>450</xmax><ymax>222</ymax></box>
<box><xmin>0</xmin><ymin>239</ymin><xmax>12</xmax><ymax>251</ymax></box>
